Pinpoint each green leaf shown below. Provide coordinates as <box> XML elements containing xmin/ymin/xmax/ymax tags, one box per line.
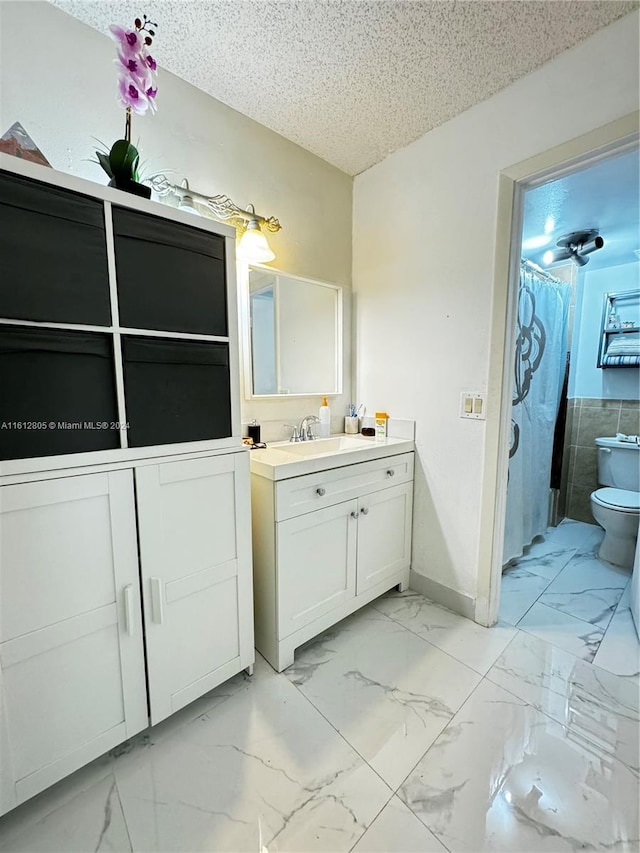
<box><xmin>91</xmin><ymin>136</ymin><xmax>110</xmax><ymax>153</ymax></box>
<box><xmin>109</xmin><ymin>139</ymin><xmax>140</xmax><ymax>179</ymax></box>
<box><xmin>95</xmin><ymin>151</ymin><xmax>114</xmax><ymax>178</ymax></box>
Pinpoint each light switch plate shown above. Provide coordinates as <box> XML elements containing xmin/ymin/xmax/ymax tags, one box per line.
<box><xmin>460</xmin><ymin>391</ymin><xmax>487</xmax><ymax>420</ymax></box>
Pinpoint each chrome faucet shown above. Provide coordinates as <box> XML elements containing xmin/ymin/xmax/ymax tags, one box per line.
<box><xmin>284</xmin><ymin>423</ymin><xmax>301</xmax><ymax>442</ymax></box>
<box><xmin>299</xmin><ymin>415</ymin><xmax>320</xmax><ymax>441</ymax></box>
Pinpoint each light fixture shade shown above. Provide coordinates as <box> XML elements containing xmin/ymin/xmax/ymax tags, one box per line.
<box><xmin>178</xmin><ymin>195</ymin><xmax>199</xmax><ymax>215</ymax></box>
<box><xmin>237</xmin><ymin>221</ymin><xmax>275</xmax><ymax>263</ymax></box>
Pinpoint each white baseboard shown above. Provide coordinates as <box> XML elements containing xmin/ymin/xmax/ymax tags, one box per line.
<box><xmin>409</xmin><ymin>570</ymin><xmax>476</xmax><ymax>620</ymax></box>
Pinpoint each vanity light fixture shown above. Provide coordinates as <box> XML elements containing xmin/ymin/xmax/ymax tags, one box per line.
<box><xmin>176</xmin><ymin>179</ymin><xmax>199</xmax><ymax>215</ymax></box>
<box><xmin>237</xmin><ymin>205</ymin><xmax>275</xmax><ymax>263</ymax></box>
<box><xmin>148</xmin><ymin>174</ymin><xmax>281</xmax><ymax>261</ymax></box>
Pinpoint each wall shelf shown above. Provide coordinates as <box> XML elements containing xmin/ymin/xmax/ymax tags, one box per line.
<box><xmin>597</xmin><ymin>289</ymin><xmax>640</xmax><ymax>368</ymax></box>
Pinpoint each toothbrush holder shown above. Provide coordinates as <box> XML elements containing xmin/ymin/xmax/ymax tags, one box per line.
<box><xmin>344</xmin><ymin>416</ymin><xmax>360</xmax><ymax>434</ymax></box>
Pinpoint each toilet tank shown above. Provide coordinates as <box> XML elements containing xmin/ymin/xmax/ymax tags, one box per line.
<box><xmin>595</xmin><ymin>437</ymin><xmax>640</xmax><ymax>491</ymax></box>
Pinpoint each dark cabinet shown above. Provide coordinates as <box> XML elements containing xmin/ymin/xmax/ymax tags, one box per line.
<box><xmin>0</xmin><ymin>168</ymin><xmax>234</xmax><ymax>464</ymax></box>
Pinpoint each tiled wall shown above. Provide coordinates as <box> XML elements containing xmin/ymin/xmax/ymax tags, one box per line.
<box><xmin>560</xmin><ymin>397</ymin><xmax>640</xmax><ymax>523</ymax></box>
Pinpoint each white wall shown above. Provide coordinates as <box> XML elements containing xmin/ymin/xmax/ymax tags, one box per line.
<box><xmin>0</xmin><ymin>1</ymin><xmax>353</xmax><ymax>440</ymax></box>
<box><xmin>570</xmin><ymin>261</ymin><xmax>640</xmax><ymax>400</ymax></box>
<box><xmin>353</xmin><ymin>12</ymin><xmax>639</xmax><ymax>602</ymax></box>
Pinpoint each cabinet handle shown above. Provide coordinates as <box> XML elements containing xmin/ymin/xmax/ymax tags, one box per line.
<box><xmin>316</xmin><ymin>487</ymin><xmax>326</xmax><ymax>496</ymax></box>
<box><xmin>350</xmin><ymin>511</ymin><xmax>359</xmax><ymax>519</ymax></box>
<box><xmin>360</xmin><ymin>507</ymin><xmax>369</xmax><ymax>515</ymax></box>
<box><xmin>123</xmin><ymin>584</ymin><xmax>134</xmax><ymax>636</ymax></box>
<box><xmin>386</xmin><ymin>469</ymin><xmax>395</xmax><ymax>477</ymax></box>
<box><xmin>150</xmin><ymin>577</ymin><xmax>164</xmax><ymax>624</ymax></box>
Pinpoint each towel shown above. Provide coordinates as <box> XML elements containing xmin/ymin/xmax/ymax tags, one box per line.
<box><xmin>605</xmin><ymin>332</ymin><xmax>640</xmax><ymax>357</ymax></box>
<box><xmin>602</xmin><ymin>353</ymin><xmax>640</xmax><ymax>367</ymax></box>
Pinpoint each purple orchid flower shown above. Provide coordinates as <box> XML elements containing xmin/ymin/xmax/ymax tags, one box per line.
<box><xmin>108</xmin><ymin>25</ymin><xmax>139</xmax><ymax>56</ymax></box>
<box><xmin>145</xmin><ymin>86</ymin><xmax>158</xmax><ymax>112</ymax></box>
<box><xmin>110</xmin><ymin>16</ymin><xmax>159</xmax><ymax>119</ymax></box>
<box><xmin>115</xmin><ymin>53</ymin><xmax>152</xmax><ymax>88</ymax></box>
<box><xmin>117</xmin><ymin>76</ymin><xmax>149</xmax><ymax>114</ymax></box>
<box><xmin>116</xmin><ymin>53</ymin><xmax>138</xmax><ymax>74</ymax></box>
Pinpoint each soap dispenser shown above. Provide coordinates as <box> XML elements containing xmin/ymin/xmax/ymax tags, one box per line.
<box><xmin>319</xmin><ymin>397</ymin><xmax>331</xmax><ymax>438</ymax></box>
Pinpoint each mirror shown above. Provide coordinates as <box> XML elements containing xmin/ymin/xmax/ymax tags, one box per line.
<box><xmin>245</xmin><ymin>266</ymin><xmax>343</xmax><ymax>397</ymax></box>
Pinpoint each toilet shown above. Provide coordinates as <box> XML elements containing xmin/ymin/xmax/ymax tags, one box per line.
<box><xmin>590</xmin><ymin>437</ymin><xmax>640</xmax><ymax>569</ymax></box>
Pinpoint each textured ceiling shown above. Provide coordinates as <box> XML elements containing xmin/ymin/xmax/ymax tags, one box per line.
<box><xmin>53</xmin><ymin>0</ymin><xmax>637</xmax><ymax>175</ymax></box>
<box><xmin>522</xmin><ymin>147</ymin><xmax>640</xmax><ymax>271</ymax></box>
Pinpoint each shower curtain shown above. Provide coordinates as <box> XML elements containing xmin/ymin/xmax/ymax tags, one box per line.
<box><xmin>503</xmin><ymin>263</ymin><xmax>572</xmax><ymax>564</ymax></box>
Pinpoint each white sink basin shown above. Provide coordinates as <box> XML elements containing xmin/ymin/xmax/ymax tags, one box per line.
<box><xmin>249</xmin><ymin>434</ymin><xmax>415</xmax><ymax>480</ymax></box>
<box><xmin>272</xmin><ymin>436</ymin><xmax>372</xmax><ymax>457</ymax></box>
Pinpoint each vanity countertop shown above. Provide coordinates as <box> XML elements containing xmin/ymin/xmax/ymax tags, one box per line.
<box><xmin>249</xmin><ymin>434</ymin><xmax>415</xmax><ymax>481</ymax></box>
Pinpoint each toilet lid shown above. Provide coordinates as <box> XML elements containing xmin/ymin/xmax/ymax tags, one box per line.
<box><xmin>593</xmin><ymin>487</ymin><xmax>640</xmax><ymax>511</ymax></box>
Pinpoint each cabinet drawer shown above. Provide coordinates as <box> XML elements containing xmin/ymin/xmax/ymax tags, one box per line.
<box><xmin>275</xmin><ymin>452</ymin><xmax>414</xmax><ymax>521</ymax></box>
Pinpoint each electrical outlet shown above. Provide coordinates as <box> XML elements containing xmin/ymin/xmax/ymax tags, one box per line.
<box><xmin>460</xmin><ymin>391</ymin><xmax>486</xmax><ymax>420</ymax></box>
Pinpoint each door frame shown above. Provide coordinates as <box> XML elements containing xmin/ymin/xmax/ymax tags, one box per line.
<box><xmin>475</xmin><ymin>111</ymin><xmax>639</xmax><ymax>627</ymax></box>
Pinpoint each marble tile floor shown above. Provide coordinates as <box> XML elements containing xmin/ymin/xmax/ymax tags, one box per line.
<box><xmin>501</xmin><ymin>518</ymin><xmax>640</xmax><ymax>672</ymax></box>
<box><xmin>1</xmin><ymin>586</ymin><xmax>639</xmax><ymax>852</ymax></box>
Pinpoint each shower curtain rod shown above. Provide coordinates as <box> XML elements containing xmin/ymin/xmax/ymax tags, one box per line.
<box><xmin>520</xmin><ymin>258</ymin><xmax>564</xmax><ymax>285</ymax></box>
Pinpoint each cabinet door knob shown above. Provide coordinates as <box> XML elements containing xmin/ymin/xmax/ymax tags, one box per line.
<box><xmin>386</xmin><ymin>469</ymin><xmax>395</xmax><ymax>477</ymax></box>
<box><xmin>350</xmin><ymin>510</ymin><xmax>359</xmax><ymax>519</ymax></box>
<box><xmin>316</xmin><ymin>487</ymin><xmax>326</xmax><ymax>496</ymax></box>
<box><xmin>360</xmin><ymin>506</ymin><xmax>369</xmax><ymax>515</ymax></box>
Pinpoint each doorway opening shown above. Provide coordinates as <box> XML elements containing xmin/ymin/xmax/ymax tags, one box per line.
<box><xmin>477</xmin><ymin>113</ymin><xmax>640</xmax><ymax>672</ymax></box>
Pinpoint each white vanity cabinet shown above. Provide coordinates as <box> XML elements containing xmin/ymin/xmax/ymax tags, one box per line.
<box><xmin>252</xmin><ymin>450</ymin><xmax>414</xmax><ymax>670</ymax></box>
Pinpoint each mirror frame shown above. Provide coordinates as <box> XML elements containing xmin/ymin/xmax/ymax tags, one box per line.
<box><xmin>240</xmin><ymin>263</ymin><xmax>343</xmax><ymax>399</ymax></box>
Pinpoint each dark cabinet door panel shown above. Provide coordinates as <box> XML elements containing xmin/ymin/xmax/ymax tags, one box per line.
<box><xmin>122</xmin><ymin>336</ymin><xmax>232</xmax><ymax>447</ymax></box>
<box><xmin>0</xmin><ymin>326</ymin><xmax>119</xmax><ymax>460</ymax></box>
<box><xmin>0</xmin><ymin>173</ymin><xmax>111</xmax><ymax>326</ymax></box>
<box><xmin>113</xmin><ymin>209</ymin><xmax>227</xmax><ymax>336</ymax></box>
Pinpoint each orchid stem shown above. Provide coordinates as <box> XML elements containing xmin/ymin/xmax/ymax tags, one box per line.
<box><xmin>125</xmin><ymin>107</ymin><xmax>132</xmax><ymax>143</ymax></box>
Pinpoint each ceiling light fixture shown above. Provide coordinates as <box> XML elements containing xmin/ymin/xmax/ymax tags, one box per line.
<box><xmin>148</xmin><ymin>174</ymin><xmax>281</xmax><ymax>262</ymax></box>
<box><xmin>543</xmin><ymin>229</ymin><xmax>604</xmax><ymax>267</ymax></box>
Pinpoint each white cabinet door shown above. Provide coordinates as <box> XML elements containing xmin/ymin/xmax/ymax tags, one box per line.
<box><xmin>356</xmin><ymin>483</ymin><xmax>413</xmax><ymax>595</ymax></box>
<box><xmin>0</xmin><ymin>471</ymin><xmax>147</xmax><ymax>815</ymax></box>
<box><xmin>278</xmin><ymin>500</ymin><xmax>358</xmax><ymax>639</ymax></box>
<box><xmin>135</xmin><ymin>452</ymin><xmax>254</xmax><ymax>724</ymax></box>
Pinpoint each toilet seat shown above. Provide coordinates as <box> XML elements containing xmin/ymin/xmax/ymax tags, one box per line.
<box><xmin>591</xmin><ymin>487</ymin><xmax>640</xmax><ymax>513</ymax></box>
